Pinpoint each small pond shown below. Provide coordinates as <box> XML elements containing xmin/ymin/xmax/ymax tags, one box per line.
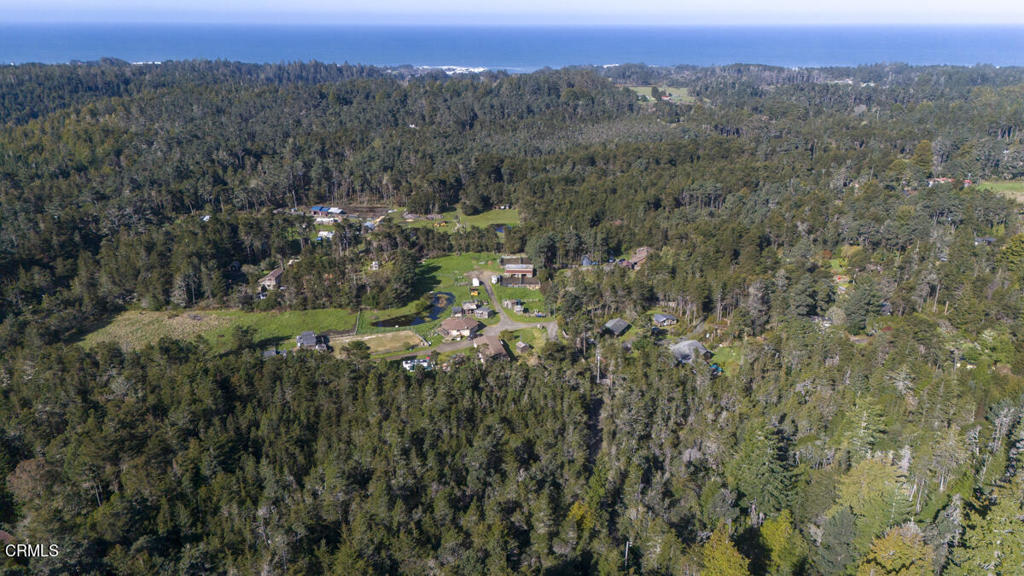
<box><xmin>372</xmin><ymin>292</ymin><xmax>456</xmax><ymax>327</ymax></box>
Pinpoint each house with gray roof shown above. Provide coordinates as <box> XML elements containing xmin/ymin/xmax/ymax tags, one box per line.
<box><xmin>652</xmin><ymin>313</ymin><xmax>678</xmax><ymax>327</ymax></box>
<box><xmin>670</xmin><ymin>340</ymin><xmax>711</xmax><ymax>365</ymax></box>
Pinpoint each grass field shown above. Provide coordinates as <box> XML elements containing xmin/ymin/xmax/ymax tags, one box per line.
<box><xmin>424</xmin><ymin>252</ymin><xmax>503</xmax><ymax>293</ymax></box>
<box><xmin>981</xmin><ymin>180</ymin><xmax>1024</xmax><ymax>203</ymax></box>
<box><xmin>493</xmin><ymin>283</ymin><xmax>550</xmax><ymax>322</ymax></box>
<box><xmin>82</xmin><ymin>308</ymin><xmax>359</xmax><ymax>352</ymax></box>
<box><xmin>711</xmin><ymin>344</ymin><xmax>742</xmax><ymax>374</ymax></box>
<box><xmin>505</xmin><ymin>327</ymin><xmax>546</xmax><ymax>355</ymax></box>
<box><xmin>81</xmin><ymin>252</ymin><xmax>531</xmax><ymax>355</ymax></box>
<box><xmin>628</xmin><ymin>85</ymin><xmax>696</xmax><ymax>104</ymax></box>
<box><xmin>391</xmin><ymin>207</ymin><xmax>520</xmax><ymax>231</ymax></box>
<box><xmin>358</xmin><ymin>252</ymin><xmax>503</xmax><ymax>336</ymax></box>
<box><xmin>828</xmin><ymin>257</ymin><xmax>848</xmax><ymax>273</ymax></box>
<box><xmin>458</xmin><ymin>207</ymin><xmax>520</xmax><ymax>228</ymax></box>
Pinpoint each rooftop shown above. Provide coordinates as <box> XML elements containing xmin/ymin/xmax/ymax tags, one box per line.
<box><xmin>440</xmin><ymin>317</ymin><xmax>481</xmax><ymax>332</ymax></box>
<box><xmin>604</xmin><ymin>318</ymin><xmax>630</xmax><ymax>336</ymax></box>
<box><xmin>475</xmin><ymin>335</ymin><xmax>508</xmax><ymax>360</ymax></box>
<box><xmin>670</xmin><ymin>339</ymin><xmax>710</xmax><ymax>364</ymax></box>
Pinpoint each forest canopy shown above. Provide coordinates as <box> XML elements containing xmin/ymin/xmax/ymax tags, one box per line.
<box><xmin>2</xmin><ymin>60</ymin><xmax>1024</xmax><ymax>575</ymax></box>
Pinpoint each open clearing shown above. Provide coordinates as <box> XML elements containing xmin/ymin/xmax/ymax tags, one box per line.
<box><xmin>505</xmin><ymin>327</ymin><xmax>546</xmax><ymax>354</ymax></box>
<box><xmin>82</xmin><ymin>308</ymin><xmax>358</xmax><ymax>352</ymax></box>
<box><xmin>357</xmin><ymin>251</ymin><xmax>505</xmax><ymax>334</ymax></box>
<box><xmin>493</xmin><ymin>283</ymin><xmax>550</xmax><ymax>322</ymax></box>
<box><xmin>628</xmin><ymin>85</ymin><xmax>695</xmax><ymax>104</ymax></box>
<box><xmin>981</xmin><ymin>180</ymin><xmax>1024</xmax><ymax>203</ymax></box>
<box><xmin>392</xmin><ymin>207</ymin><xmax>520</xmax><ymax>231</ymax></box>
<box><xmin>80</xmin><ymin>311</ymin><xmax>234</xmax><ymax>351</ymax></box>
<box><xmin>330</xmin><ymin>330</ymin><xmax>424</xmax><ymax>355</ymax></box>
<box><xmin>81</xmin><ymin>251</ymin><xmax>551</xmax><ymax>355</ymax></box>
<box><xmin>711</xmin><ymin>344</ymin><xmax>742</xmax><ymax>373</ymax></box>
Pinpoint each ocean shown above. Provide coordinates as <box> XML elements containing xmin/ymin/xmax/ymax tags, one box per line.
<box><xmin>2</xmin><ymin>24</ymin><xmax>1024</xmax><ymax>70</ymax></box>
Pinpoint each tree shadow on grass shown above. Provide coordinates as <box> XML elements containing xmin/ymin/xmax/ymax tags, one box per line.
<box><xmin>412</xmin><ymin>262</ymin><xmax>442</xmax><ymax>299</ymax></box>
<box><xmin>253</xmin><ymin>335</ymin><xmax>289</xmax><ymax>351</ymax></box>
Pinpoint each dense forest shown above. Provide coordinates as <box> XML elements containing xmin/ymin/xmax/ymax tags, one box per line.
<box><xmin>2</xmin><ymin>60</ymin><xmax>1024</xmax><ymax>575</ymax></box>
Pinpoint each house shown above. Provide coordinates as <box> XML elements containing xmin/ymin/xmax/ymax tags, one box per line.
<box><xmin>514</xmin><ymin>303</ymin><xmax>526</xmax><ymax>314</ymax></box>
<box><xmin>439</xmin><ymin>317</ymin><xmax>481</xmax><ymax>340</ymax></box>
<box><xmin>491</xmin><ymin>275</ymin><xmax>499</xmax><ymax>284</ymax></box>
<box><xmin>474</xmin><ymin>306</ymin><xmax>495</xmax><ymax>319</ymax></box>
<box><xmin>475</xmin><ymin>335</ymin><xmax>509</xmax><ymax>364</ymax></box>
<box><xmin>669</xmin><ymin>340</ymin><xmax>712</xmax><ymax>365</ymax></box>
<box><xmin>628</xmin><ymin>246</ymin><xmax>652</xmax><ymax>269</ymax></box>
<box><xmin>317</xmin><ymin>230</ymin><xmax>335</xmax><ymax>240</ymax></box>
<box><xmin>311</xmin><ymin>205</ymin><xmax>346</xmax><ymax>223</ymax></box>
<box><xmin>604</xmin><ymin>318</ymin><xmax>630</xmax><ymax>337</ymax></box>
<box><xmin>296</xmin><ymin>331</ymin><xmax>328</xmax><ymax>352</ymax></box>
<box><xmin>402</xmin><ymin>358</ymin><xmax>433</xmax><ymax>372</ymax></box>
<box><xmin>259</xmin><ymin>268</ymin><xmax>284</xmax><ymax>291</ymax></box>
<box><xmin>974</xmin><ymin>236</ymin><xmax>997</xmax><ymax>246</ymax></box>
<box><xmin>462</xmin><ymin>300</ymin><xmax>481</xmax><ymax>312</ymax></box>
<box><xmin>262</xmin><ymin>348</ymin><xmax>287</xmax><ymax>359</ymax></box>
<box><xmin>581</xmin><ymin>255</ymin><xmax>597</xmax><ymax>267</ymax></box>
<box><xmin>471</xmin><ymin>277</ymin><xmax>481</xmax><ymax>287</ymax></box>
<box><xmin>652</xmin><ymin>313</ymin><xmax>678</xmax><ymax>327</ymax></box>
<box><xmin>310</xmin><ymin>205</ymin><xmax>345</xmax><ymax>217</ymax></box>
<box><xmin>515</xmin><ymin>341</ymin><xmax>532</xmax><ymax>354</ymax></box>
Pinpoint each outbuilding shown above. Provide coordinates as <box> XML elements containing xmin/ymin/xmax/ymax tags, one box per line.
<box><xmin>604</xmin><ymin>318</ymin><xmax>630</xmax><ymax>337</ymax></box>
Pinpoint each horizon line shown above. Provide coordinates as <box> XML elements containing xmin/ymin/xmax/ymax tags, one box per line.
<box><xmin>8</xmin><ymin>21</ymin><xmax>1024</xmax><ymax>26</ymax></box>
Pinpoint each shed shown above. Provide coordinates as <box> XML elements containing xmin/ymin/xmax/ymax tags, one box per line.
<box><xmin>604</xmin><ymin>318</ymin><xmax>630</xmax><ymax>337</ymax></box>
<box><xmin>652</xmin><ymin>313</ymin><xmax>678</xmax><ymax>327</ymax></box>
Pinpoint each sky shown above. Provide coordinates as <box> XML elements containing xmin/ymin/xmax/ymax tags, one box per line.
<box><xmin>4</xmin><ymin>0</ymin><xmax>1024</xmax><ymax>25</ymax></box>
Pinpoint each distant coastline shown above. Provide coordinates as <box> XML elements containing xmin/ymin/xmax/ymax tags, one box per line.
<box><xmin>3</xmin><ymin>24</ymin><xmax>1024</xmax><ymax>68</ymax></box>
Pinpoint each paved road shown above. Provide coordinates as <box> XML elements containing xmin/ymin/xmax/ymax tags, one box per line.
<box><xmin>416</xmin><ymin>277</ymin><xmax>558</xmax><ymax>356</ymax></box>
<box><xmin>481</xmin><ymin>279</ymin><xmax>559</xmax><ymax>338</ymax></box>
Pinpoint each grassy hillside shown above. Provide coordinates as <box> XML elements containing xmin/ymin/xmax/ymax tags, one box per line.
<box><xmin>82</xmin><ymin>308</ymin><xmax>358</xmax><ymax>352</ymax></box>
